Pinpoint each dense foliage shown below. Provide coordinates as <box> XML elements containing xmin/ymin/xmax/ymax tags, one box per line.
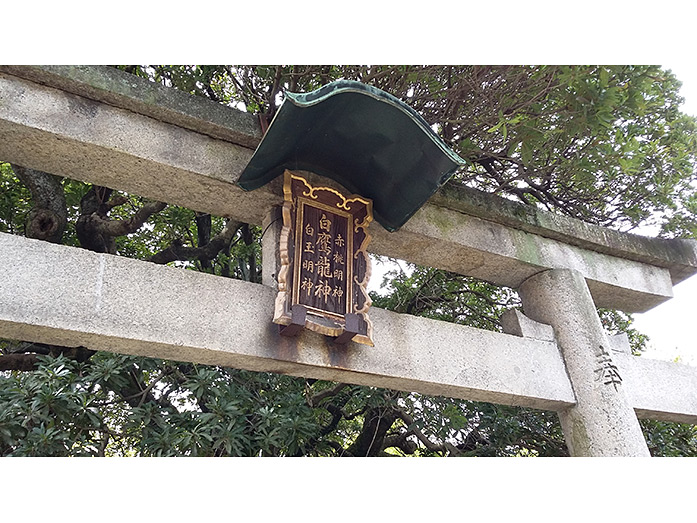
<box><xmin>1</xmin><ymin>65</ymin><xmax>696</xmax><ymax>456</ymax></box>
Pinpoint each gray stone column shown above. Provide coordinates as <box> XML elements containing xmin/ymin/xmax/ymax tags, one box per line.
<box><xmin>518</xmin><ymin>269</ymin><xmax>650</xmax><ymax>457</ymax></box>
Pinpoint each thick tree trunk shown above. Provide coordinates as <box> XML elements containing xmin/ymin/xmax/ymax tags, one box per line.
<box><xmin>76</xmin><ymin>186</ymin><xmax>117</xmax><ymax>253</ymax></box>
<box><xmin>12</xmin><ymin>164</ymin><xmax>67</xmax><ymax>243</ymax></box>
<box><xmin>195</xmin><ymin>212</ymin><xmax>213</xmax><ymax>271</ymax></box>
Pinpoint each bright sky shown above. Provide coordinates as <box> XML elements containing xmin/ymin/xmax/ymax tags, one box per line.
<box><xmin>632</xmin><ymin>64</ymin><xmax>697</xmax><ymax>367</ymax></box>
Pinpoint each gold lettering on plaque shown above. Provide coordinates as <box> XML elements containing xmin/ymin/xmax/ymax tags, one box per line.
<box><xmin>274</xmin><ymin>170</ymin><xmax>374</xmax><ymax>346</ymax></box>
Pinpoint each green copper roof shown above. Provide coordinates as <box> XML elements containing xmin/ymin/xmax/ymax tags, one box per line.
<box><xmin>237</xmin><ymin>80</ymin><xmax>465</xmax><ymax>231</ymax></box>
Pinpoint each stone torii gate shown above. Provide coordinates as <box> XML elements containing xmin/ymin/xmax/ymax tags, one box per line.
<box><xmin>1</xmin><ymin>66</ymin><xmax>696</xmax><ymax>456</ymax></box>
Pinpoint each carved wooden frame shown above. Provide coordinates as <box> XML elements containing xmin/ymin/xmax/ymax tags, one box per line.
<box><xmin>273</xmin><ymin>170</ymin><xmax>374</xmax><ymax>345</ymax></box>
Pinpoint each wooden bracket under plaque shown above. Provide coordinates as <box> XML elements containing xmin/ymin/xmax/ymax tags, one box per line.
<box><xmin>278</xmin><ymin>305</ymin><xmax>307</xmax><ymax>337</ymax></box>
<box><xmin>273</xmin><ymin>170</ymin><xmax>374</xmax><ymax>346</ymax></box>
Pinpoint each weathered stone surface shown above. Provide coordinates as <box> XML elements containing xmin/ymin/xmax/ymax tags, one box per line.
<box><xmin>0</xmin><ymin>71</ymin><xmax>275</xmax><ymax>224</ymax></box>
<box><xmin>500</xmin><ymin>309</ymin><xmax>555</xmax><ymax>342</ymax></box>
<box><xmin>4</xmin><ymin>231</ymin><xmax>697</xmax><ymax>425</ymax></box>
<box><xmin>4</xmin><ymin>66</ymin><xmax>695</xmax><ymax>288</ymax></box>
<box><xmin>371</xmin><ymin>202</ymin><xmax>674</xmax><ymax>313</ymax></box>
<box><xmin>619</xmin><ymin>354</ymin><xmax>697</xmax><ymax>424</ymax></box>
<box><xmin>502</xmin><ymin>305</ymin><xmax>697</xmax><ymax>425</ymax></box>
<box><xmin>0</xmin><ymin>65</ymin><xmax>262</xmax><ymax>149</ymax></box>
<box><xmin>519</xmin><ymin>269</ymin><xmax>651</xmax><ymax>456</ymax></box>
<box><xmin>0</xmin><ymin>232</ymin><xmax>576</xmax><ymax>411</ymax></box>
<box><xmin>0</xmin><ymin>69</ymin><xmax>691</xmax><ymax>313</ymax></box>
<box><xmin>608</xmin><ymin>333</ymin><xmax>632</xmax><ymax>355</ymax></box>
<box><xmin>432</xmin><ymin>183</ymin><xmax>697</xmax><ymax>286</ymax></box>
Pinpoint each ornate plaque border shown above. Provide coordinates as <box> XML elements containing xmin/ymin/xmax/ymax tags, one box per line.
<box><xmin>273</xmin><ymin>170</ymin><xmax>374</xmax><ymax>346</ymax></box>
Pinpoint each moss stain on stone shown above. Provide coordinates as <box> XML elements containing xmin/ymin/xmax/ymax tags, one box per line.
<box><xmin>571</xmin><ymin>416</ymin><xmax>591</xmax><ymax>455</ymax></box>
<box><xmin>426</xmin><ymin>207</ymin><xmax>456</xmax><ymax>236</ymax></box>
<box><xmin>514</xmin><ymin>232</ymin><xmax>542</xmax><ymax>266</ymax></box>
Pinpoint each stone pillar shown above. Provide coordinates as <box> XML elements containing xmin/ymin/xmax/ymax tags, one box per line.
<box><xmin>518</xmin><ymin>269</ymin><xmax>650</xmax><ymax>457</ymax></box>
<box><xmin>261</xmin><ymin>205</ymin><xmax>283</xmax><ymax>290</ymax></box>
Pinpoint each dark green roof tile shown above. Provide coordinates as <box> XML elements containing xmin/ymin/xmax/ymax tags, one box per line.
<box><xmin>237</xmin><ymin>80</ymin><xmax>465</xmax><ymax>231</ymax></box>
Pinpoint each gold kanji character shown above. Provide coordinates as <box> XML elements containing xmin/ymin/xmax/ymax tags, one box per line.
<box><xmin>319</xmin><ymin>214</ymin><xmax>332</xmax><ymax>232</ymax></box>
<box><xmin>304</xmin><ymin>241</ymin><xmax>315</xmax><ymax>254</ymax></box>
<box><xmin>317</xmin><ymin>256</ymin><xmax>332</xmax><ymax>278</ymax></box>
<box><xmin>316</xmin><ymin>232</ymin><xmax>332</xmax><ymax>254</ymax></box>
<box><xmin>302</xmin><ymin>259</ymin><xmax>314</xmax><ymax>273</ymax></box>
<box><xmin>333</xmin><ymin>252</ymin><xmax>344</xmax><ymax>265</ymax></box>
<box><xmin>301</xmin><ymin>277</ymin><xmax>314</xmax><ymax>296</ymax></box>
<box><xmin>332</xmin><ymin>287</ymin><xmax>344</xmax><ymax>299</ymax></box>
<box><xmin>333</xmin><ymin>268</ymin><xmax>344</xmax><ymax>281</ymax></box>
<box><xmin>335</xmin><ymin>234</ymin><xmax>345</xmax><ymax>247</ymax></box>
<box><xmin>314</xmin><ymin>280</ymin><xmax>332</xmax><ymax>302</ymax></box>
<box><xmin>305</xmin><ymin>223</ymin><xmax>315</xmax><ymax>237</ymax></box>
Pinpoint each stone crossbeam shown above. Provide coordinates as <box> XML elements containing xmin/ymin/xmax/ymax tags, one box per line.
<box><xmin>2</xmin><ymin>68</ymin><xmax>696</xmax><ymax>314</ymax></box>
<box><xmin>2</xmin><ymin>232</ymin><xmax>697</xmax><ymax>424</ymax></box>
<box><xmin>0</xmin><ymin>232</ymin><xmax>575</xmax><ymax>411</ymax></box>
<box><xmin>618</xmin><ymin>354</ymin><xmax>697</xmax><ymax>424</ymax></box>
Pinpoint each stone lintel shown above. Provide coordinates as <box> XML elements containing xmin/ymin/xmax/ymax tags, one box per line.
<box><xmin>618</xmin><ymin>353</ymin><xmax>697</xmax><ymax>424</ymax></box>
<box><xmin>0</xmin><ymin>65</ymin><xmax>263</xmax><ymax>149</ymax></box>
<box><xmin>0</xmin><ymin>69</ymin><xmax>685</xmax><ymax>313</ymax></box>
<box><xmin>0</xmin><ymin>232</ymin><xmax>575</xmax><ymax>412</ymax></box>
<box><xmin>4</xmin><ymin>65</ymin><xmax>696</xmax><ymax>287</ymax></box>
<box><xmin>4</xmin><ymin>232</ymin><xmax>697</xmax><ymax>424</ymax></box>
<box><xmin>431</xmin><ymin>184</ymin><xmax>697</xmax><ymax>287</ymax></box>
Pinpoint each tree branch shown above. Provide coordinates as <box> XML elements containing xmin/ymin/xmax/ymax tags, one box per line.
<box><xmin>137</xmin><ymin>368</ymin><xmax>174</xmax><ymax>408</ymax></box>
<box><xmin>382</xmin><ymin>432</ymin><xmax>418</xmax><ymax>455</ymax></box>
<box><xmin>76</xmin><ymin>187</ymin><xmax>167</xmax><ymax>254</ymax></box>
<box><xmin>195</xmin><ymin>213</ymin><xmax>213</xmax><ymax>270</ymax></box>
<box><xmin>148</xmin><ymin>219</ymin><xmax>241</xmax><ymax>265</ymax></box>
<box><xmin>345</xmin><ymin>406</ymin><xmax>399</xmax><ymax>457</ymax></box>
<box><xmin>0</xmin><ymin>343</ymin><xmax>96</xmax><ymax>371</ymax></box>
<box><xmin>395</xmin><ymin>408</ymin><xmax>449</xmax><ymax>454</ymax></box>
<box><xmin>0</xmin><ymin>353</ymin><xmax>39</xmax><ymax>371</ymax></box>
<box><xmin>93</xmin><ymin>201</ymin><xmax>167</xmax><ymax>237</ymax></box>
<box><xmin>307</xmin><ymin>382</ymin><xmax>349</xmax><ymax>407</ymax></box>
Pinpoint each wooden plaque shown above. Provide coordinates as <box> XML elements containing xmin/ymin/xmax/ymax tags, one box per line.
<box><xmin>274</xmin><ymin>170</ymin><xmax>374</xmax><ymax>345</ymax></box>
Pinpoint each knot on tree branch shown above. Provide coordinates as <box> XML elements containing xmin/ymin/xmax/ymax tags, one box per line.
<box><xmin>25</xmin><ymin>208</ymin><xmax>64</xmax><ymax>241</ymax></box>
<box><xmin>12</xmin><ymin>164</ymin><xmax>67</xmax><ymax>243</ymax></box>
